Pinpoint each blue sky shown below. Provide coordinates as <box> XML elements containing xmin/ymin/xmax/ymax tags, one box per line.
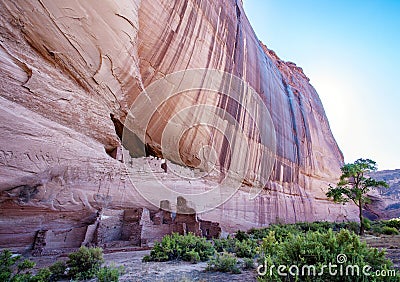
<box><xmin>243</xmin><ymin>0</ymin><xmax>400</xmax><ymax>170</ymax></box>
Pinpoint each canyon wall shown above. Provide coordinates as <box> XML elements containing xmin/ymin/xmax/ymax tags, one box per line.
<box><xmin>0</xmin><ymin>0</ymin><xmax>357</xmax><ymax>252</ymax></box>
<box><xmin>364</xmin><ymin>170</ymin><xmax>400</xmax><ymax>220</ymax></box>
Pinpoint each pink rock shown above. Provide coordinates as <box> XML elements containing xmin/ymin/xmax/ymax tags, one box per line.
<box><xmin>0</xmin><ymin>0</ymin><xmax>358</xmax><ymax>251</ymax></box>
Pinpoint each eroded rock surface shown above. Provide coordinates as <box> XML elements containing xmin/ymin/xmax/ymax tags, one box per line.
<box><xmin>364</xmin><ymin>170</ymin><xmax>400</xmax><ymax>220</ymax></box>
<box><xmin>0</xmin><ymin>0</ymin><xmax>358</xmax><ymax>252</ymax></box>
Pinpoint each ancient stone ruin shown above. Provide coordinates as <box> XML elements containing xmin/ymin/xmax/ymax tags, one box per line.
<box><xmin>30</xmin><ymin>202</ymin><xmax>220</xmax><ymax>256</ymax></box>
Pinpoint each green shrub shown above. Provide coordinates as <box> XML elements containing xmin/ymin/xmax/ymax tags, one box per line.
<box><xmin>148</xmin><ymin>233</ymin><xmax>214</xmax><ymax>262</ymax></box>
<box><xmin>247</xmin><ymin>227</ymin><xmax>270</xmax><ymax>240</ymax></box>
<box><xmin>381</xmin><ymin>226</ymin><xmax>400</xmax><ymax>235</ymax></box>
<box><xmin>18</xmin><ymin>259</ymin><xmax>36</xmax><ymax>271</ymax></box>
<box><xmin>372</xmin><ymin>223</ymin><xmax>383</xmax><ymax>235</ymax></box>
<box><xmin>343</xmin><ymin>221</ymin><xmax>360</xmax><ymax>234</ymax></box>
<box><xmin>213</xmin><ymin>236</ymin><xmax>257</xmax><ymax>258</ymax></box>
<box><xmin>31</xmin><ymin>268</ymin><xmax>51</xmax><ymax>282</ymax></box>
<box><xmin>1</xmin><ymin>248</ymin><xmax>119</xmax><ymax>282</ymax></box>
<box><xmin>97</xmin><ymin>264</ymin><xmax>124</xmax><ymax>282</ymax></box>
<box><xmin>206</xmin><ymin>252</ymin><xmax>241</xmax><ymax>274</ymax></box>
<box><xmin>66</xmin><ymin>246</ymin><xmax>104</xmax><ymax>280</ymax></box>
<box><xmin>370</xmin><ymin>219</ymin><xmax>400</xmax><ymax>235</ymax></box>
<box><xmin>242</xmin><ymin>257</ymin><xmax>254</xmax><ymax>270</ymax></box>
<box><xmin>0</xmin><ymin>249</ymin><xmax>36</xmax><ymax>282</ymax></box>
<box><xmin>257</xmin><ymin>229</ymin><xmax>395</xmax><ymax>282</ymax></box>
<box><xmin>183</xmin><ymin>250</ymin><xmax>201</xmax><ymax>264</ymax></box>
<box><xmin>48</xmin><ymin>261</ymin><xmax>66</xmax><ymax>281</ymax></box>
<box><xmin>362</xmin><ymin>218</ymin><xmax>371</xmax><ymax>231</ymax></box>
<box><xmin>249</xmin><ymin>223</ymin><xmax>303</xmax><ymax>241</ymax></box>
<box><xmin>235</xmin><ymin>230</ymin><xmax>250</xmax><ymax>242</ymax></box>
<box><xmin>0</xmin><ymin>249</ymin><xmax>17</xmax><ymax>281</ymax></box>
<box><xmin>386</xmin><ymin>218</ymin><xmax>400</xmax><ymax>229</ymax></box>
<box><xmin>295</xmin><ymin>221</ymin><xmax>335</xmax><ymax>233</ymax></box>
<box><xmin>248</xmin><ymin>224</ymin><xmax>294</xmax><ymax>241</ymax></box>
<box><xmin>149</xmin><ymin>242</ymin><xmax>169</xmax><ymax>262</ymax></box>
<box><xmin>234</xmin><ymin>239</ymin><xmax>257</xmax><ymax>258</ymax></box>
<box><xmin>142</xmin><ymin>255</ymin><xmax>152</xmax><ymax>262</ymax></box>
<box><xmin>213</xmin><ymin>238</ymin><xmax>236</xmax><ymax>253</ymax></box>
<box><xmin>248</xmin><ymin>221</ymin><xmax>375</xmax><ymax>241</ymax></box>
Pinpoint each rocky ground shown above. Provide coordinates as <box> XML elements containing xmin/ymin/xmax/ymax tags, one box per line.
<box><xmin>362</xmin><ymin>235</ymin><xmax>400</xmax><ymax>269</ymax></box>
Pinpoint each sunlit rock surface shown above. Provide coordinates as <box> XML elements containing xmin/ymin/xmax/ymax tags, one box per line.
<box><xmin>365</xmin><ymin>170</ymin><xmax>400</xmax><ymax>220</ymax></box>
<box><xmin>0</xmin><ymin>0</ymin><xmax>358</xmax><ymax>251</ymax></box>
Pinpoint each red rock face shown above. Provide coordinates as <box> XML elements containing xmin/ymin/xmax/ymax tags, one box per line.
<box><xmin>0</xmin><ymin>0</ymin><xmax>358</xmax><ymax>251</ymax></box>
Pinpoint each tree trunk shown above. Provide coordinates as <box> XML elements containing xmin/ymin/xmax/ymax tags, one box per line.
<box><xmin>359</xmin><ymin>199</ymin><xmax>364</xmax><ymax>236</ymax></box>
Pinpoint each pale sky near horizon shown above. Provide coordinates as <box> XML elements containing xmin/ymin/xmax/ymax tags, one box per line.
<box><xmin>243</xmin><ymin>0</ymin><xmax>400</xmax><ymax>171</ymax></box>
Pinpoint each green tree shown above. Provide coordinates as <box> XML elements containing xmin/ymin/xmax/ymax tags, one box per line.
<box><xmin>326</xmin><ymin>158</ymin><xmax>388</xmax><ymax>235</ymax></box>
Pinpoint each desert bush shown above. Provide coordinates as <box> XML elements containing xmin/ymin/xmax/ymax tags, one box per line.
<box><xmin>362</xmin><ymin>218</ymin><xmax>372</xmax><ymax>231</ymax></box>
<box><xmin>295</xmin><ymin>221</ymin><xmax>335</xmax><ymax>233</ymax></box>
<box><xmin>147</xmin><ymin>233</ymin><xmax>214</xmax><ymax>263</ymax></box>
<box><xmin>249</xmin><ymin>222</ymin><xmax>338</xmax><ymax>240</ymax></box>
<box><xmin>234</xmin><ymin>230</ymin><xmax>250</xmax><ymax>242</ymax></box>
<box><xmin>372</xmin><ymin>226</ymin><xmax>383</xmax><ymax>235</ymax></box>
<box><xmin>0</xmin><ymin>249</ymin><xmax>37</xmax><ymax>282</ymax></box>
<box><xmin>183</xmin><ymin>250</ymin><xmax>201</xmax><ymax>264</ymax></box>
<box><xmin>206</xmin><ymin>252</ymin><xmax>241</xmax><ymax>274</ymax></box>
<box><xmin>212</xmin><ymin>236</ymin><xmax>257</xmax><ymax>258</ymax></box>
<box><xmin>381</xmin><ymin>226</ymin><xmax>400</xmax><ymax>235</ymax></box>
<box><xmin>369</xmin><ymin>219</ymin><xmax>400</xmax><ymax>235</ymax></box>
<box><xmin>257</xmin><ymin>229</ymin><xmax>395</xmax><ymax>282</ymax></box>
<box><xmin>247</xmin><ymin>227</ymin><xmax>269</xmax><ymax>240</ymax></box>
<box><xmin>31</xmin><ymin>268</ymin><xmax>51</xmax><ymax>282</ymax></box>
<box><xmin>249</xmin><ymin>221</ymin><xmax>368</xmax><ymax>241</ymax></box>
<box><xmin>0</xmin><ymin>249</ymin><xmax>56</xmax><ymax>282</ymax></box>
<box><xmin>371</xmin><ymin>221</ymin><xmax>384</xmax><ymax>235</ymax></box>
<box><xmin>332</xmin><ymin>221</ymin><xmax>360</xmax><ymax>233</ymax></box>
<box><xmin>48</xmin><ymin>261</ymin><xmax>66</xmax><ymax>281</ymax></box>
<box><xmin>97</xmin><ymin>264</ymin><xmax>124</xmax><ymax>282</ymax></box>
<box><xmin>249</xmin><ymin>223</ymin><xmax>301</xmax><ymax>241</ymax></box>
<box><xmin>213</xmin><ymin>238</ymin><xmax>236</xmax><ymax>253</ymax></box>
<box><xmin>0</xmin><ymin>249</ymin><xmax>17</xmax><ymax>281</ymax></box>
<box><xmin>66</xmin><ymin>246</ymin><xmax>104</xmax><ymax>280</ymax></box>
<box><xmin>345</xmin><ymin>221</ymin><xmax>361</xmax><ymax>233</ymax></box>
<box><xmin>1</xmin><ymin>247</ymin><xmax>120</xmax><ymax>282</ymax></box>
<box><xmin>237</xmin><ymin>220</ymin><xmax>398</xmax><ymax>242</ymax></box>
<box><xmin>242</xmin><ymin>257</ymin><xmax>255</xmax><ymax>270</ymax></box>
<box><xmin>142</xmin><ymin>255</ymin><xmax>152</xmax><ymax>262</ymax></box>
<box><xmin>385</xmin><ymin>218</ymin><xmax>400</xmax><ymax>229</ymax></box>
<box><xmin>234</xmin><ymin>238</ymin><xmax>257</xmax><ymax>258</ymax></box>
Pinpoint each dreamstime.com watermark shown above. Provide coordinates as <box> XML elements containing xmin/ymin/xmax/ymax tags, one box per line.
<box><xmin>257</xmin><ymin>254</ymin><xmax>398</xmax><ymax>278</ymax></box>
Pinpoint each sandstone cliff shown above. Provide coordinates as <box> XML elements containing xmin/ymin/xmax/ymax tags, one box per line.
<box><xmin>0</xmin><ymin>0</ymin><xmax>358</xmax><ymax>252</ymax></box>
<box><xmin>364</xmin><ymin>170</ymin><xmax>400</xmax><ymax>220</ymax></box>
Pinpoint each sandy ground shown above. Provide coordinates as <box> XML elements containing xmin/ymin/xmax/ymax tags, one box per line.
<box><xmin>29</xmin><ymin>250</ymin><xmax>257</xmax><ymax>282</ymax></box>
<box><xmin>104</xmin><ymin>250</ymin><xmax>257</xmax><ymax>282</ymax></box>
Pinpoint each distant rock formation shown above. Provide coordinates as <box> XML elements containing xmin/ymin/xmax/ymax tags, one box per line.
<box><xmin>364</xmin><ymin>170</ymin><xmax>400</xmax><ymax>220</ymax></box>
<box><xmin>0</xmin><ymin>0</ymin><xmax>357</xmax><ymax>252</ymax></box>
